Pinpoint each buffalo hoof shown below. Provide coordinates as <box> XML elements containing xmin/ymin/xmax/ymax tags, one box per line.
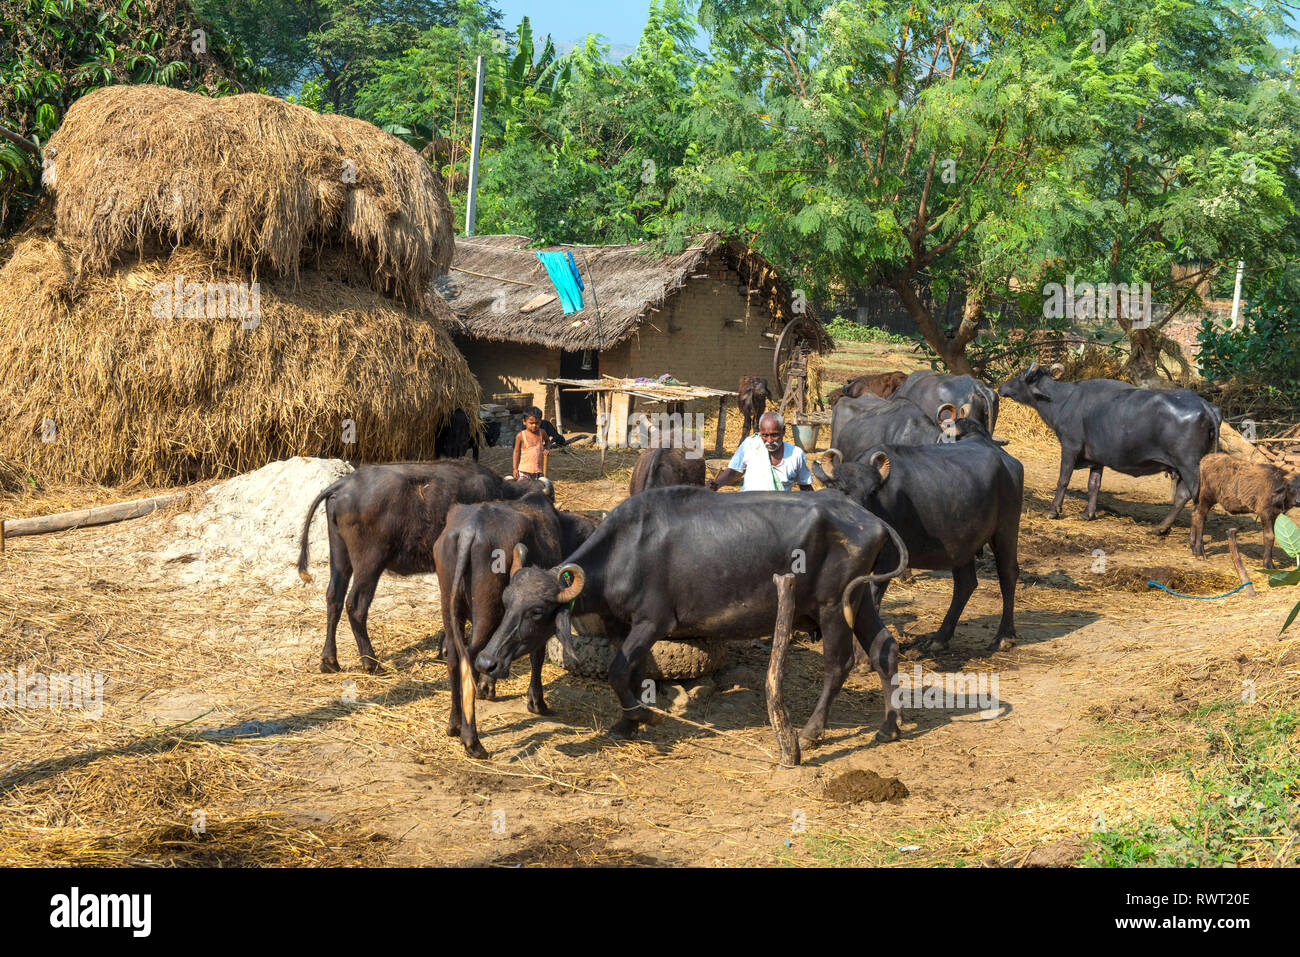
<box><xmin>797</xmin><ymin>731</ymin><xmax>823</xmax><ymax>751</ymax></box>
<box><xmin>320</xmin><ymin>657</ymin><xmax>340</xmax><ymax>674</ymax></box>
<box><xmin>476</xmin><ymin>676</ymin><xmax>497</xmax><ymax>700</ymax></box>
<box><xmin>609</xmin><ymin>719</ymin><xmax>640</xmax><ymax>739</ymax></box>
<box><xmin>361</xmin><ymin>658</ymin><xmax>386</xmax><ymax>675</ymax></box>
<box><xmin>874</xmin><ymin>724</ymin><xmax>900</xmax><ymax>743</ymax></box>
<box><xmin>925</xmin><ymin>637</ymin><xmax>950</xmax><ymax>653</ymax></box>
<box><xmin>433</xmin><ymin>633</ymin><xmax>446</xmax><ymax>661</ymax></box>
<box><xmin>990</xmin><ymin>636</ymin><xmax>1016</xmax><ymax>652</ymax></box>
<box><xmin>1153</xmin><ymin>526</ymin><xmax>1172</xmax><ymax>537</ymax></box>
<box><xmin>462</xmin><ymin>739</ymin><xmax>490</xmax><ymax>760</ymax></box>
<box><xmin>1047</xmin><ymin>511</ymin><xmax>1062</xmax><ymax>520</ymax></box>
<box><xmin>446</xmin><ymin>720</ymin><xmax>461</xmax><ymax>738</ymax></box>
<box><xmin>527</xmin><ymin>697</ymin><xmax>552</xmax><ymax>717</ymax></box>
<box><xmin>1082</xmin><ymin>513</ymin><xmax>1097</xmax><ymax>521</ymax></box>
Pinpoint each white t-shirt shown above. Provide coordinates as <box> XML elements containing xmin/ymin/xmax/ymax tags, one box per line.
<box><xmin>727</xmin><ymin>435</ymin><xmax>813</xmax><ymax>491</ymax></box>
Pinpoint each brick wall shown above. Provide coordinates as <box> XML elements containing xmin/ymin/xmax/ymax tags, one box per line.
<box><xmin>602</xmin><ymin>270</ymin><xmax>777</xmax><ymax>394</ymax></box>
<box><xmin>454</xmin><ymin>337</ymin><xmax>559</xmax><ymax>416</ymax></box>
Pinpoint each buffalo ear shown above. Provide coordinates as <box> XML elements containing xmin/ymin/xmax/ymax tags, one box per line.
<box><xmin>958</xmin><ymin>402</ymin><xmax>973</xmax><ymax>419</ymax></box>
<box><xmin>936</xmin><ymin>402</ymin><xmax>957</xmax><ymax>423</ymax></box>
<box><xmin>1049</xmin><ymin>363</ymin><xmax>1064</xmax><ymax>379</ymax></box>
<box><xmin>510</xmin><ymin>543</ymin><xmax>528</xmax><ymax>579</ymax></box>
<box><xmin>1030</xmin><ymin>384</ymin><xmax>1053</xmax><ymax>401</ymax></box>
<box><xmin>869</xmin><ymin>451</ymin><xmax>891</xmax><ymax>482</ymax></box>
<box><xmin>554</xmin><ymin>608</ymin><xmax>574</xmax><ymax>653</ymax></box>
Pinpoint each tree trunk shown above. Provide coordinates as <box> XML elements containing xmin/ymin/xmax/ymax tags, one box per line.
<box><xmin>1124</xmin><ymin>327</ymin><xmax>1162</xmax><ymax>385</ymax></box>
<box><xmin>892</xmin><ymin>280</ymin><xmax>978</xmax><ymax>375</ymax></box>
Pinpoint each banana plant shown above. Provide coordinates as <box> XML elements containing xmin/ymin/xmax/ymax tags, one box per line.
<box><xmin>1267</xmin><ymin>514</ymin><xmax>1300</xmax><ymax>633</ymax></box>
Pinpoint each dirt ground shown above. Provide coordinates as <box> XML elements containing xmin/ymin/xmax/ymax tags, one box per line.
<box><xmin>3</xmin><ymin>346</ymin><xmax>1299</xmax><ymax>867</ymax></box>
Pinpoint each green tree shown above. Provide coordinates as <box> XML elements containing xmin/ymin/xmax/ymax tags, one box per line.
<box><xmin>666</xmin><ymin>0</ymin><xmax>1083</xmax><ymax>373</ymax></box>
<box><xmin>1033</xmin><ymin>0</ymin><xmax>1300</xmax><ymax>382</ymax></box>
<box><xmin>1</xmin><ymin>0</ymin><xmax>252</xmax><ymax>237</ymax></box>
<box><xmin>195</xmin><ymin>0</ymin><xmax>500</xmax><ymax>112</ymax></box>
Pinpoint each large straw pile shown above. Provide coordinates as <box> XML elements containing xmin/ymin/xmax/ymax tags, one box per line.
<box><xmin>0</xmin><ymin>237</ymin><xmax>479</xmax><ymax>486</ymax></box>
<box><xmin>43</xmin><ymin>85</ymin><xmax>453</xmax><ymax>306</ymax></box>
<box><xmin>1</xmin><ymin>85</ymin><xmax>476</xmax><ymax>488</ymax></box>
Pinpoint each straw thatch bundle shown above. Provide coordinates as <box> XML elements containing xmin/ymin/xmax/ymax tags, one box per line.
<box><xmin>0</xmin><ymin>237</ymin><xmax>480</xmax><ymax>486</ymax></box>
<box><xmin>43</xmin><ymin>85</ymin><xmax>453</xmax><ymax>305</ymax></box>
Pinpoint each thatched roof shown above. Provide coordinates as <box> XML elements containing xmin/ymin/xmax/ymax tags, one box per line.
<box><xmin>0</xmin><ymin>236</ymin><xmax>479</xmax><ymax>488</ymax></box>
<box><xmin>432</xmin><ymin>233</ymin><xmax>826</xmax><ymax>351</ymax></box>
<box><xmin>42</xmin><ymin>85</ymin><xmax>454</xmax><ymax>307</ymax></box>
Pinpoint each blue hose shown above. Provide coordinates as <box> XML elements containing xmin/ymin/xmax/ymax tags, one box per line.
<box><xmin>1146</xmin><ymin>579</ymin><xmax>1251</xmax><ymax>600</ymax></box>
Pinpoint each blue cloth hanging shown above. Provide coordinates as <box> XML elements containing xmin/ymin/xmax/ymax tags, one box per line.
<box><xmin>536</xmin><ymin>251</ymin><xmax>585</xmax><ymax>314</ymax></box>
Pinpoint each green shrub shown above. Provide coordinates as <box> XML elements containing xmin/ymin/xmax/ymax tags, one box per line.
<box><xmin>823</xmin><ymin>315</ymin><xmax>912</xmax><ymax>345</ymax></box>
<box><xmin>1197</xmin><ymin>281</ymin><xmax>1300</xmax><ymax>390</ymax></box>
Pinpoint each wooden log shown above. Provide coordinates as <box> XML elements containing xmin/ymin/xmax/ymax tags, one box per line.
<box><xmin>767</xmin><ymin>573</ymin><xmax>801</xmax><ymax>767</ymax></box>
<box><xmin>1219</xmin><ymin>421</ymin><xmax>1270</xmax><ymax>463</ymax></box>
<box><xmin>1227</xmin><ymin>528</ymin><xmax>1256</xmax><ymax>598</ymax></box>
<box><xmin>0</xmin><ymin>492</ymin><xmax>187</xmax><ymax>552</ymax></box>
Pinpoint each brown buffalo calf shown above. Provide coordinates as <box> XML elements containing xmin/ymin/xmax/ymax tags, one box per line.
<box><xmin>1191</xmin><ymin>453</ymin><xmax>1300</xmax><ymax>569</ymax></box>
<box><xmin>829</xmin><ymin>370</ymin><xmax>908</xmax><ymax>408</ymax></box>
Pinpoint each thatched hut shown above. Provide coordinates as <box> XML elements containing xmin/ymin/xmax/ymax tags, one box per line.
<box><xmin>432</xmin><ymin>233</ymin><xmax>826</xmax><ymax>426</ymax></box>
<box><xmin>0</xmin><ymin>85</ymin><xmax>477</xmax><ymax>488</ymax></box>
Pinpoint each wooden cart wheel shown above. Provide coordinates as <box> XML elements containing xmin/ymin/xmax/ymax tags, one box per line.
<box><xmin>773</xmin><ymin>317</ymin><xmax>819</xmax><ymax>417</ymax></box>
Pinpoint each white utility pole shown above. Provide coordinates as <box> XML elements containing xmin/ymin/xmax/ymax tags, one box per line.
<box><xmin>464</xmin><ymin>55</ymin><xmax>486</xmax><ymax>237</ymax></box>
<box><xmin>1229</xmin><ymin>259</ymin><xmax>1245</xmax><ymax>329</ymax></box>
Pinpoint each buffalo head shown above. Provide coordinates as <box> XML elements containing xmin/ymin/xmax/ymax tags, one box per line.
<box><xmin>811</xmin><ymin>447</ymin><xmax>892</xmax><ymax>505</ymax></box>
<box><xmin>997</xmin><ymin>362</ymin><xmax>1060</xmax><ymax>404</ymax></box>
<box><xmin>475</xmin><ymin>562</ymin><xmax>585</xmax><ymax>678</ymax></box>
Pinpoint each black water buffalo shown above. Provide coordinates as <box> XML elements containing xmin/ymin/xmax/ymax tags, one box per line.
<box><xmin>813</xmin><ymin>420</ymin><xmax>1024</xmax><ymax>653</ymax></box>
<box><xmin>297</xmin><ymin>461</ymin><xmax>552</xmax><ymax>673</ymax></box>
<box><xmin>476</xmin><ymin>487</ymin><xmax>910</xmax><ymax>747</ymax></box>
<box><xmin>738</xmin><ymin>375</ymin><xmax>772</xmax><ymax>439</ymax></box>
<box><xmin>896</xmin><ymin>371</ymin><xmax>1000</xmax><ymax>433</ymax></box>
<box><xmin>830</xmin><ymin>393</ymin><xmax>953</xmax><ymax>461</ymax></box>
<box><xmin>435</xmin><ymin>409</ymin><xmax>477</xmax><ymax>460</ymax></box>
<box><xmin>628</xmin><ymin>447</ymin><xmax>707</xmax><ymax>495</ymax></box>
<box><xmin>998</xmin><ymin>363</ymin><xmax>1220</xmax><ymax>531</ymax></box>
<box><xmin>434</xmin><ymin>492</ymin><xmax>596</xmax><ymax>756</ymax></box>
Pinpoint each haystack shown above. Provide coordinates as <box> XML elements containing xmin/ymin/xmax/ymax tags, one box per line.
<box><xmin>43</xmin><ymin>85</ymin><xmax>453</xmax><ymax>306</ymax></box>
<box><xmin>0</xmin><ymin>237</ymin><xmax>480</xmax><ymax>486</ymax></box>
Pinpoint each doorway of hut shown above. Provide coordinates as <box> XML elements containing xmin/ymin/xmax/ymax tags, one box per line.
<box><xmin>558</xmin><ymin>349</ymin><xmax>598</xmax><ymax>429</ymax></box>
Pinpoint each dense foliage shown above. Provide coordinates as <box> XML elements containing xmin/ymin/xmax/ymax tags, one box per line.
<box><xmin>4</xmin><ymin>0</ymin><xmax>1299</xmax><ymax>380</ymax></box>
<box><xmin>0</xmin><ymin>0</ymin><xmax>253</xmax><ymax>234</ymax></box>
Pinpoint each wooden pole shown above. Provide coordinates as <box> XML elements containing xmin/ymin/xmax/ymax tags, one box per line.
<box><xmin>1227</xmin><ymin>528</ymin><xmax>1256</xmax><ymax>597</ymax></box>
<box><xmin>767</xmin><ymin>573</ymin><xmax>801</xmax><ymax>767</ymax></box>
<box><xmin>0</xmin><ymin>492</ymin><xmax>186</xmax><ymax>550</ymax></box>
<box><xmin>714</xmin><ymin>396</ymin><xmax>727</xmax><ymax>457</ymax></box>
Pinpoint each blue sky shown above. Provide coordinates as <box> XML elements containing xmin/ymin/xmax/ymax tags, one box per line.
<box><xmin>492</xmin><ymin>2</ymin><xmax>1298</xmax><ymax>52</ymax></box>
<box><xmin>494</xmin><ymin>0</ymin><xmax>654</xmax><ymax>47</ymax></box>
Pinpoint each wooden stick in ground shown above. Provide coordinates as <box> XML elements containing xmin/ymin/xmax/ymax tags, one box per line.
<box><xmin>1227</xmin><ymin>528</ymin><xmax>1256</xmax><ymax>597</ymax></box>
<box><xmin>0</xmin><ymin>492</ymin><xmax>186</xmax><ymax>551</ymax></box>
<box><xmin>767</xmin><ymin>572</ymin><xmax>801</xmax><ymax>767</ymax></box>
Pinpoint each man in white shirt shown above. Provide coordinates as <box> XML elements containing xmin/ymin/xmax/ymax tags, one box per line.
<box><xmin>707</xmin><ymin>412</ymin><xmax>814</xmax><ymax>492</ymax></box>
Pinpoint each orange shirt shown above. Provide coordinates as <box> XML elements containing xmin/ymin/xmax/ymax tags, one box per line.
<box><xmin>517</xmin><ymin>427</ymin><xmax>546</xmax><ymax>474</ymax></box>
